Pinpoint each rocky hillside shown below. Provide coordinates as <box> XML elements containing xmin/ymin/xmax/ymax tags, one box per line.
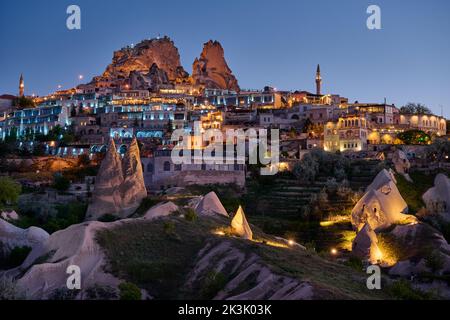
<box><xmin>3</xmin><ymin>214</ymin><xmax>389</xmax><ymax>300</ymax></box>
<box><xmin>87</xmin><ymin>36</ymin><xmax>239</xmax><ymax>92</ymax></box>
<box><xmin>90</xmin><ymin>36</ymin><xmax>189</xmax><ymax>89</ymax></box>
<box><xmin>192</xmin><ymin>40</ymin><xmax>239</xmax><ymax>92</ymax></box>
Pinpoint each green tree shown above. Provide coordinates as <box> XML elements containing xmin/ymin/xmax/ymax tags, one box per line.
<box><xmin>397</xmin><ymin>130</ymin><xmax>431</xmax><ymax>145</ymax></box>
<box><xmin>0</xmin><ymin>177</ymin><xmax>22</xmax><ymax>206</ymax></box>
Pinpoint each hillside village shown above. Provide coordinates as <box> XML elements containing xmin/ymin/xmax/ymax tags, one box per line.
<box><xmin>1</xmin><ymin>36</ymin><xmax>450</xmax><ymax>300</ymax></box>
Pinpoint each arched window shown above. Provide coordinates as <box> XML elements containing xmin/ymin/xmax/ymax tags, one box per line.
<box><xmin>163</xmin><ymin>161</ymin><xmax>171</xmax><ymax>171</ymax></box>
<box><xmin>147</xmin><ymin>163</ymin><xmax>154</xmax><ymax>173</ymax></box>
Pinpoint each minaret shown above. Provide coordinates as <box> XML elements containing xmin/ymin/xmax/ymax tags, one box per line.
<box><xmin>19</xmin><ymin>74</ymin><xmax>24</xmax><ymax>97</ymax></box>
<box><xmin>315</xmin><ymin>64</ymin><xmax>322</xmax><ymax>96</ymax></box>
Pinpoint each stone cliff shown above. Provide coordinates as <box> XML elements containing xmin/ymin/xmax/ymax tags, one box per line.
<box><xmin>87</xmin><ymin>37</ymin><xmax>239</xmax><ymax>92</ymax></box>
<box><xmin>192</xmin><ymin>40</ymin><xmax>240</xmax><ymax>92</ymax></box>
<box><xmin>86</xmin><ymin>137</ymin><xmax>147</xmax><ymax>220</ymax></box>
<box><xmin>91</xmin><ymin>36</ymin><xmax>189</xmax><ymax>89</ymax></box>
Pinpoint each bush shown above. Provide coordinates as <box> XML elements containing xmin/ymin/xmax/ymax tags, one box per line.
<box><xmin>184</xmin><ymin>208</ymin><xmax>198</xmax><ymax>222</ymax></box>
<box><xmin>163</xmin><ymin>221</ymin><xmax>176</xmax><ymax>234</ymax></box>
<box><xmin>388</xmin><ymin>279</ymin><xmax>433</xmax><ymax>300</ymax></box>
<box><xmin>44</xmin><ymin>202</ymin><xmax>87</xmax><ymax>233</ymax></box>
<box><xmin>0</xmin><ymin>276</ymin><xmax>25</xmax><ymax>300</ymax></box>
<box><xmin>119</xmin><ymin>282</ymin><xmax>141</xmax><ymax>300</ymax></box>
<box><xmin>134</xmin><ymin>197</ymin><xmax>160</xmax><ymax>216</ymax></box>
<box><xmin>201</xmin><ymin>271</ymin><xmax>227</xmax><ymax>299</ymax></box>
<box><xmin>52</xmin><ymin>174</ymin><xmax>70</xmax><ymax>192</ymax></box>
<box><xmin>345</xmin><ymin>256</ymin><xmax>364</xmax><ymax>271</ymax></box>
<box><xmin>48</xmin><ymin>287</ymin><xmax>79</xmax><ymax>300</ymax></box>
<box><xmin>0</xmin><ymin>246</ymin><xmax>32</xmax><ymax>269</ymax></box>
<box><xmin>85</xmin><ymin>284</ymin><xmax>118</xmax><ymax>300</ymax></box>
<box><xmin>98</xmin><ymin>214</ymin><xmax>119</xmax><ymax>222</ymax></box>
<box><xmin>0</xmin><ymin>177</ymin><xmax>22</xmax><ymax>206</ymax></box>
<box><xmin>425</xmin><ymin>250</ymin><xmax>444</xmax><ymax>273</ymax></box>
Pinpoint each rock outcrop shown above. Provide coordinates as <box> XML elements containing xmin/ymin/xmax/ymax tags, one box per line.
<box><xmin>192</xmin><ymin>40</ymin><xmax>239</xmax><ymax>91</ymax></box>
<box><xmin>195</xmin><ymin>192</ymin><xmax>229</xmax><ymax>217</ymax></box>
<box><xmin>0</xmin><ymin>219</ymin><xmax>49</xmax><ymax>256</ymax></box>
<box><xmin>186</xmin><ymin>241</ymin><xmax>314</xmax><ymax>300</ymax></box>
<box><xmin>423</xmin><ymin>173</ymin><xmax>450</xmax><ymax>218</ymax></box>
<box><xmin>231</xmin><ymin>206</ymin><xmax>253</xmax><ymax>240</ymax></box>
<box><xmin>351</xmin><ymin>169</ymin><xmax>415</xmax><ymax>231</ymax></box>
<box><xmin>392</xmin><ymin>149</ymin><xmax>410</xmax><ymax>175</ymax></box>
<box><xmin>1</xmin><ymin>210</ymin><xmax>19</xmax><ymax>221</ymax></box>
<box><xmin>352</xmin><ymin>223</ymin><xmax>381</xmax><ymax>264</ymax></box>
<box><xmin>90</xmin><ymin>36</ymin><xmax>189</xmax><ymax>89</ymax></box>
<box><xmin>120</xmin><ymin>138</ymin><xmax>148</xmax><ymax>214</ymax></box>
<box><xmin>86</xmin><ymin>138</ymin><xmax>147</xmax><ymax>220</ymax></box>
<box><xmin>12</xmin><ymin>221</ymin><xmax>121</xmax><ymax>299</ymax></box>
<box><xmin>143</xmin><ymin>202</ymin><xmax>179</xmax><ymax>220</ymax></box>
<box><xmin>387</xmin><ymin>222</ymin><xmax>450</xmax><ymax>276</ymax></box>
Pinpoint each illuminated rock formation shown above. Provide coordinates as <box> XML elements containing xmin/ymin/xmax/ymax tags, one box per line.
<box><xmin>195</xmin><ymin>191</ymin><xmax>229</xmax><ymax>217</ymax></box>
<box><xmin>86</xmin><ymin>138</ymin><xmax>147</xmax><ymax>220</ymax></box>
<box><xmin>423</xmin><ymin>173</ymin><xmax>450</xmax><ymax>217</ymax></box>
<box><xmin>392</xmin><ymin>149</ymin><xmax>410</xmax><ymax>174</ymax></box>
<box><xmin>192</xmin><ymin>40</ymin><xmax>239</xmax><ymax>91</ymax></box>
<box><xmin>90</xmin><ymin>36</ymin><xmax>189</xmax><ymax>89</ymax></box>
<box><xmin>351</xmin><ymin>169</ymin><xmax>415</xmax><ymax>231</ymax></box>
<box><xmin>352</xmin><ymin>223</ymin><xmax>381</xmax><ymax>264</ymax></box>
<box><xmin>231</xmin><ymin>206</ymin><xmax>253</xmax><ymax>240</ymax></box>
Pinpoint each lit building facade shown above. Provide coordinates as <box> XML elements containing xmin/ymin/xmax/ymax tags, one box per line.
<box><xmin>0</xmin><ymin>105</ymin><xmax>71</xmax><ymax>140</ymax></box>
<box><xmin>324</xmin><ymin>115</ymin><xmax>368</xmax><ymax>152</ymax></box>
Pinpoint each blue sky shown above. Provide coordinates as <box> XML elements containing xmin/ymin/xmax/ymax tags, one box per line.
<box><xmin>0</xmin><ymin>0</ymin><xmax>449</xmax><ymax>117</ymax></box>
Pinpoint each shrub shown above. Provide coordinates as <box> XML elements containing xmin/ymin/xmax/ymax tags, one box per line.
<box><xmin>98</xmin><ymin>214</ymin><xmax>119</xmax><ymax>222</ymax></box>
<box><xmin>48</xmin><ymin>287</ymin><xmax>79</xmax><ymax>300</ymax></box>
<box><xmin>0</xmin><ymin>276</ymin><xmax>25</xmax><ymax>300</ymax></box>
<box><xmin>163</xmin><ymin>221</ymin><xmax>176</xmax><ymax>234</ymax></box>
<box><xmin>425</xmin><ymin>250</ymin><xmax>444</xmax><ymax>273</ymax></box>
<box><xmin>0</xmin><ymin>246</ymin><xmax>32</xmax><ymax>269</ymax></box>
<box><xmin>118</xmin><ymin>282</ymin><xmax>141</xmax><ymax>300</ymax></box>
<box><xmin>388</xmin><ymin>279</ymin><xmax>433</xmax><ymax>300</ymax></box>
<box><xmin>345</xmin><ymin>256</ymin><xmax>364</xmax><ymax>271</ymax></box>
<box><xmin>134</xmin><ymin>197</ymin><xmax>160</xmax><ymax>216</ymax></box>
<box><xmin>201</xmin><ymin>271</ymin><xmax>227</xmax><ymax>299</ymax></box>
<box><xmin>184</xmin><ymin>208</ymin><xmax>198</xmax><ymax>222</ymax></box>
<box><xmin>0</xmin><ymin>177</ymin><xmax>22</xmax><ymax>206</ymax></box>
<box><xmin>85</xmin><ymin>284</ymin><xmax>118</xmax><ymax>300</ymax></box>
<box><xmin>52</xmin><ymin>174</ymin><xmax>70</xmax><ymax>192</ymax></box>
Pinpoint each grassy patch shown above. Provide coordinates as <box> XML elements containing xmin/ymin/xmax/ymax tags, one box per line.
<box><xmin>15</xmin><ymin>201</ymin><xmax>87</xmax><ymax>234</ymax></box>
<box><xmin>96</xmin><ymin>217</ymin><xmax>218</xmax><ymax>299</ymax></box>
<box><xmin>96</xmin><ymin>215</ymin><xmax>391</xmax><ymax>300</ymax></box>
<box><xmin>396</xmin><ymin>172</ymin><xmax>435</xmax><ymax>214</ymax></box>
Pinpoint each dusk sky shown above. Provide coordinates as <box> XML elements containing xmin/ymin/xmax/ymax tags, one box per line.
<box><xmin>0</xmin><ymin>0</ymin><xmax>449</xmax><ymax>117</ymax></box>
